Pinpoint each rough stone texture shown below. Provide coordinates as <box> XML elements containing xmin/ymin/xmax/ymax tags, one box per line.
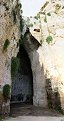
<box><xmin>23</xmin><ymin>34</ymin><xmax>47</xmax><ymax>107</ymax></box>
<box><xmin>1</xmin><ymin>0</ymin><xmax>64</xmax><ymax>115</ymax></box>
<box><xmin>25</xmin><ymin>0</ymin><xmax>64</xmax><ymax>110</ymax></box>
<box><xmin>0</xmin><ymin>0</ymin><xmax>20</xmax><ymax>115</ymax></box>
<box><xmin>32</xmin><ymin>49</ymin><xmax>47</xmax><ymax>107</ymax></box>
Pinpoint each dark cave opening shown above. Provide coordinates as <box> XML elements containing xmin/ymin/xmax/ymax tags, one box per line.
<box><xmin>11</xmin><ymin>45</ymin><xmax>33</xmax><ymax>104</ymax></box>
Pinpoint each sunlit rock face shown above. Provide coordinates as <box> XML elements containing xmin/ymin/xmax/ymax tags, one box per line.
<box><xmin>24</xmin><ymin>0</ymin><xmax>64</xmax><ymax>110</ymax></box>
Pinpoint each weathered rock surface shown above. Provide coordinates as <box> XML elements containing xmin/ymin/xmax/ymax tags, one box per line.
<box><xmin>0</xmin><ymin>0</ymin><xmax>20</xmax><ymax>115</ymax></box>
<box><xmin>1</xmin><ymin>0</ymin><xmax>64</xmax><ymax>116</ymax></box>
<box><xmin>24</xmin><ymin>0</ymin><xmax>64</xmax><ymax>110</ymax></box>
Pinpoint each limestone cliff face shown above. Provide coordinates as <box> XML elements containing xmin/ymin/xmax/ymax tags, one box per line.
<box><xmin>39</xmin><ymin>0</ymin><xmax>64</xmax><ymax>109</ymax></box>
<box><xmin>0</xmin><ymin>0</ymin><xmax>21</xmax><ymax>115</ymax></box>
<box><xmin>0</xmin><ymin>0</ymin><xmax>20</xmax><ymax>88</ymax></box>
<box><xmin>25</xmin><ymin>0</ymin><xmax>64</xmax><ymax>110</ymax></box>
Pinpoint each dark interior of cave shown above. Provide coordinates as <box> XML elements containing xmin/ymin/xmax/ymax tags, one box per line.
<box><xmin>11</xmin><ymin>45</ymin><xmax>33</xmax><ymax>104</ymax></box>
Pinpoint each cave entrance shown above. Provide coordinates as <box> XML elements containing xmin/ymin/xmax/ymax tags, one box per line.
<box><xmin>11</xmin><ymin>45</ymin><xmax>33</xmax><ymax>104</ymax></box>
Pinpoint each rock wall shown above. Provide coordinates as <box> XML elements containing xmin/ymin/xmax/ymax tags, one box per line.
<box><xmin>23</xmin><ymin>33</ymin><xmax>47</xmax><ymax>107</ymax></box>
<box><xmin>32</xmin><ymin>49</ymin><xmax>47</xmax><ymax>107</ymax></box>
<box><xmin>27</xmin><ymin>0</ymin><xmax>64</xmax><ymax>110</ymax></box>
<box><xmin>0</xmin><ymin>0</ymin><xmax>20</xmax><ymax>115</ymax></box>
<box><xmin>40</xmin><ymin>0</ymin><xmax>64</xmax><ymax>110</ymax></box>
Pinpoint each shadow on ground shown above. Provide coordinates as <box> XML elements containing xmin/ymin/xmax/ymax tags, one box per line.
<box><xmin>10</xmin><ymin>103</ymin><xmax>63</xmax><ymax>117</ymax></box>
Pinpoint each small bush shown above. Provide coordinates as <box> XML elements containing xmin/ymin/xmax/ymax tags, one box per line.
<box><xmin>44</xmin><ymin>14</ymin><xmax>47</xmax><ymax>23</ymax></box>
<box><xmin>29</xmin><ymin>23</ymin><xmax>33</xmax><ymax>27</ymax></box>
<box><xmin>34</xmin><ymin>14</ymin><xmax>40</xmax><ymax>20</ymax></box>
<box><xmin>56</xmin><ymin>4</ymin><xmax>61</xmax><ymax>10</ymax></box>
<box><xmin>34</xmin><ymin>16</ymin><xmax>38</xmax><ymax>20</ymax></box>
<box><xmin>34</xmin><ymin>22</ymin><xmax>36</xmax><ymax>24</ymax></box>
<box><xmin>3</xmin><ymin>84</ymin><xmax>10</xmax><ymax>99</ymax></box>
<box><xmin>40</xmin><ymin>39</ymin><xmax>42</xmax><ymax>44</ymax></box>
<box><xmin>0</xmin><ymin>117</ymin><xmax>3</xmax><ymax>121</ymax></box>
<box><xmin>3</xmin><ymin>39</ymin><xmax>10</xmax><ymax>51</ymax></box>
<box><xmin>55</xmin><ymin>4</ymin><xmax>61</xmax><ymax>13</ymax></box>
<box><xmin>37</xmin><ymin>13</ymin><xmax>40</xmax><ymax>19</ymax></box>
<box><xmin>47</xmin><ymin>12</ymin><xmax>51</xmax><ymax>16</ymax></box>
<box><xmin>46</xmin><ymin>36</ymin><xmax>53</xmax><ymax>44</ymax></box>
<box><xmin>11</xmin><ymin>57</ymin><xmax>20</xmax><ymax>78</ymax></box>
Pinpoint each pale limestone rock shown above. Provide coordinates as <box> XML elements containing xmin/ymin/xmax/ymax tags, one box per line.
<box><xmin>27</xmin><ymin>0</ymin><xmax>64</xmax><ymax>110</ymax></box>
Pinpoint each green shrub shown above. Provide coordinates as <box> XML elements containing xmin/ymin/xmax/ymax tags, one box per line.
<box><xmin>18</xmin><ymin>3</ymin><xmax>22</xmax><ymax>9</ymax></box>
<box><xmin>40</xmin><ymin>39</ymin><xmax>42</xmax><ymax>44</ymax></box>
<box><xmin>34</xmin><ymin>22</ymin><xmax>36</xmax><ymax>24</ymax></box>
<box><xmin>29</xmin><ymin>23</ymin><xmax>33</xmax><ymax>27</ymax></box>
<box><xmin>44</xmin><ymin>14</ymin><xmax>47</xmax><ymax>23</ymax></box>
<box><xmin>55</xmin><ymin>4</ymin><xmax>61</xmax><ymax>10</ymax></box>
<box><xmin>21</xmin><ymin>10</ymin><xmax>23</xmax><ymax>14</ymax></box>
<box><xmin>3</xmin><ymin>84</ymin><xmax>10</xmax><ymax>99</ymax></box>
<box><xmin>0</xmin><ymin>117</ymin><xmax>3</xmax><ymax>121</ymax></box>
<box><xmin>55</xmin><ymin>4</ymin><xmax>61</xmax><ymax>13</ymax></box>
<box><xmin>37</xmin><ymin>13</ymin><xmax>40</xmax><ymax>19</ymax></box>
<box><xmin>46</xmin><ymin>35</ymin><xmax>53</xmax><ymax>44</ymax></box>
<box><xmin>11</xmin><ymin>57</ymin><xmax>20</xmax><ymax>78</ymax></box>
<box><xmin>34</xmin><ymin>14</ymin><xmax>40</xmax><ymax>20</ymax></box>
<box><xmin>3</xmin><ymin>39</ymin><xmax>10</xmax><ymax>51</ymax></box>
<box><xmin>34</xmin><ymin>16</ymin><xmax>38</xmax><ymax>20</ymax></box>
<box><xmin>47</xmin><ymin>12</ymin><xmax>51</xmax><ymax>16</ymax></box>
